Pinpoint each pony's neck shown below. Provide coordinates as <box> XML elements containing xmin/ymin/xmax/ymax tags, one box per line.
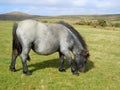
<box><xmin>75</xmin><ymin>38</ymin><xmax>84</xmax><ymax>50</ymax></box>
<box><xmin>65</xmin><ymin>27</ymin><xmax>84</xmax><ymax>51</ymax></box>
<box><xmin>72</xmin><ymin>42</ymin><xmax>84</xmax><ymax>55</ymax></box>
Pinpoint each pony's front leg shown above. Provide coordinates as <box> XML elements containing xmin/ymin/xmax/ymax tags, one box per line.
<box><xmin>61</xmin><ymin>50</ymin><xmax>79</xmax><ymax>75</ymax></box>
<box><xmin>59</xmin><ymin>52</ymin><xmax>66</xmax><ymax>72</ymax></box>
<box><xmin>21</xmin><ymin>48</ymin><xmax>31</xmax><ymax>75</ymax></box>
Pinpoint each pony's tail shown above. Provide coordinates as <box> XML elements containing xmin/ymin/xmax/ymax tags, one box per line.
<box><xmin>12</xmin><ymin>23</ymin><xmax>22</xmax><ymax>55</ymax></box>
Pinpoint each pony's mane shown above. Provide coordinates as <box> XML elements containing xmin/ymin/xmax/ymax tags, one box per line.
<box><xmin>58</xmin><ymin>21</ymin><xmax>87</xmax><ymax>50</ymax></box>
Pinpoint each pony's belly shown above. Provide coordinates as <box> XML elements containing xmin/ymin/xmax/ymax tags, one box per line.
<box><xmin>35</xmin><ymin>48</ymin><xmax>58</xmax><ymax>55</ymax></box>
<box><xmin>34</xmin><ymin>36</ymin><xmax>60</xmax><ymax>55</ymax></box>
<box><xmin>34</xmin><ymin>44</ymin><xmax>59</xmax><ymax>55</ymax></box>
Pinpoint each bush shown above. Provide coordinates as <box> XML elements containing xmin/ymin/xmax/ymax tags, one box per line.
<box><xmin>91</xmin><ymin>19</ymin><xmax>107</xmax><ymax>28</ymax></box>
<box><xmin>42</xmin><ymin>20</ymin><xmax>48</xmax><ymax>23</ymax></box>
<box><xmin>98</xmin><ymin>19</ymin><xmax>107</xmax><ymax>27</ymax></box>
<box><xmin>74</xmin><ymin>20</ymin><xmax>87</xmax><ymax>25</ymax></box>
<box><xmin>91</xmin><ymin>20</ymin><xmax>99</xmax><ymax>28</ymax></box>
<box><xmin>114</xmin><ymin>23</ymin><xmax>120</xmax><ymax>27</ymax></box>
<box><xmin>73</xmin><ymin>19</ymin><xmax>108</xmax><ymax>28</ymax></box>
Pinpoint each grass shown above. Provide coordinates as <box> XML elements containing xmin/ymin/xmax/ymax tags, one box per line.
<box><xmin>0</xmin><ymin>20</ymin><xmax>120</xmax><ymax>90</ymax></box>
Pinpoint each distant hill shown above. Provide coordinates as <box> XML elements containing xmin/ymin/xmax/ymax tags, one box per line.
<box><xmin>0</xmin><ymin>11</ymin><xmax>39</xmax><ymax>20</ymax></box>
<box><xmin>54</xmin><ymin>14</ymin><xmax>120</xmax><ymax>21</ymax></box>
<box><xmin>5</xmin><ymin>11</ymin><xmax>30</xmax><ymax>16</ymax></box>
<box><xmin>0</xmin><ymin>11</ymin><xmax>120</xmax><ymax>21</ymax></box>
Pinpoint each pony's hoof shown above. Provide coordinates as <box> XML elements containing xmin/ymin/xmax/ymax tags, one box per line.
<box><xmin>59</xmin><ymin>68</ymin><xmax>66</xmax><ymax>72</ymax></box>
<box><xmin>73</xmin><ymin>71</ymin><xmax>79</xmax><ymax>76</ymax></box>
<box><xmin>10</xmin><ymin>67</ymin><xmax>16</xmax><ymax>72</ymax></box>
<box><xmin>23</xmin><ymin>71</ymin><xmax>32</xmax><ymax>75</ymax></box>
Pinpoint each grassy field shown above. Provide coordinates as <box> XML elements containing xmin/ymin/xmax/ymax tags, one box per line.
<box><xmin>0</xmin><ymin>20</ymin><xmax>120</xmax><ymax>90</ymax></box>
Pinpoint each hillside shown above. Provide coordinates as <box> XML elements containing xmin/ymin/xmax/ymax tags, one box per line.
<box><xmin>5</xmin><ymin>11</ymin><xmax>30</xmax><ymax>16</ymax></box>
<box><xmin>58</xmin><ymin>14</ymin><xmax>120</xmax><ymax>21</ymax></box>
<box><xmin>0</xmin><ymin>11</ymin><xmax>120</xmax><ymax>21</ymax></box>
<box><xmin>0</xmin><ymin>11</ymin><xmax>39</xmax><ymax>20</ymax></box>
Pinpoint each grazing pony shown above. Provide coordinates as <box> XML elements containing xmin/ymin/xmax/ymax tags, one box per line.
<box><xmin>10</xmin><ymin>20</ymin><xmax>89</xmax><ymax>75</ymax></box>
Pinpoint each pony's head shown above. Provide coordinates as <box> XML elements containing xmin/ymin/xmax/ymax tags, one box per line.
<box><xmin>75</xmin><ymin>50</ymin><xmax>90</xmax><ymax>72</ymax></box>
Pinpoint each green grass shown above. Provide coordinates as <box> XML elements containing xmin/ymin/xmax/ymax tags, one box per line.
<box><xmin>0</xmin><ymin>20</ymin><xmax>120</xmax><ymax>90</ymax></box>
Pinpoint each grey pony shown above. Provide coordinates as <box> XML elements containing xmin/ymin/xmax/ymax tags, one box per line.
<box><xmin>10</xmin><ymin>20</ymin><xmax>90</xmax><ymax>76</ymax></box>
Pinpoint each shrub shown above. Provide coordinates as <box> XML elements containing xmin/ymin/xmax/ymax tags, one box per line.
<box><xmin>91</xmin><ymin>20</ymin><xmax>99</xmax><ymax>28</ymax></box>
<box><xmin>74</xmin><ymin>20</ymin><xmax>87</xmax><ymax>25</ymax></box>
<box><xmin>91</xmin><ymin>19</ymin><xmax>107</xmax><ymax>28</ymax></box>
<box><xmin>113</xmin><ymin>23</ymin><xmax>120</xmax><ymax>27</ymax></box>
<box><xmin>42</xmin><ymin>20</ymin><xmax>48</xmax><ymax>23</ymax></box>
<box><xmin>98</xmin><ymin>19</ymin><xmax>107</xmax><ymax>27</ymax></box>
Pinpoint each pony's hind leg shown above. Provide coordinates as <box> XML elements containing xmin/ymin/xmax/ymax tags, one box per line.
<box><xmin>10</xmin><ymin>49</ymin><xmax>18</xmax><ymax>72</ymax></box>
<box><xmin>21</xmin><ymin>46</ymin><xmax>31</xmax><ymax>75</ymax></box>
<box><xmin>59</xmin><ymin>51</ymin><xmax>66</xmax><ymax>72</ymax></box>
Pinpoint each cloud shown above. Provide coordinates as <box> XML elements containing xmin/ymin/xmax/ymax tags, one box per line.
<box><xmin>0</xmin><ymin>0</ymin><xmax>60</xmax><ymax>6</ymax></box>
<box><xmin>72</xmin><ymin>0</ymin><xmax>87</xmax><ymax>7</ymax></box>
<box><xmin>1</xmin><ymin>0</ymin><xmax>120</xmax><ymax>9</ymax></box>
<box><xmin>95</xmin><ymin>0</ymin><xmax>120</xmax><ymax>10</ymax></box>
<box><xmin>0</xmin><ymin>0</ymin><xmax>120</xmax><ymax>15</ymax></box>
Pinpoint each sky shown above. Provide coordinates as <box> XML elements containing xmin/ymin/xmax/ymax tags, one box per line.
<box><xmin>0</xmin><ymin>0</ymin><xmax>120</xmax><ymax>16</ymax></box>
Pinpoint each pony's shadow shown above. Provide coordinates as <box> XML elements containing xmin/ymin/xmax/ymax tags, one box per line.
<box><xmin>85</xmin><ymin>59</ymin><xmax>95</xmax><ymax>72</ymax></box>
<box><xmin>27</xmin><ymin>59</ymin><xmax>94</xmax><ymax>73</ymax></box>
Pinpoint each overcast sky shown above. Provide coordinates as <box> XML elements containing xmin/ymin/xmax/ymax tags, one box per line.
<box><xmin>0</xmin><ymin>0</ymin><xmax>120</xmax><ymax>16</ymax></box>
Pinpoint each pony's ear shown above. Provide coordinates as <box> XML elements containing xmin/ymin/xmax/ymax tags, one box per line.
<box><xmin>81</xmin><ymin>50</ymin><xmax>90</xmax><ymax>58</ymax></box>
